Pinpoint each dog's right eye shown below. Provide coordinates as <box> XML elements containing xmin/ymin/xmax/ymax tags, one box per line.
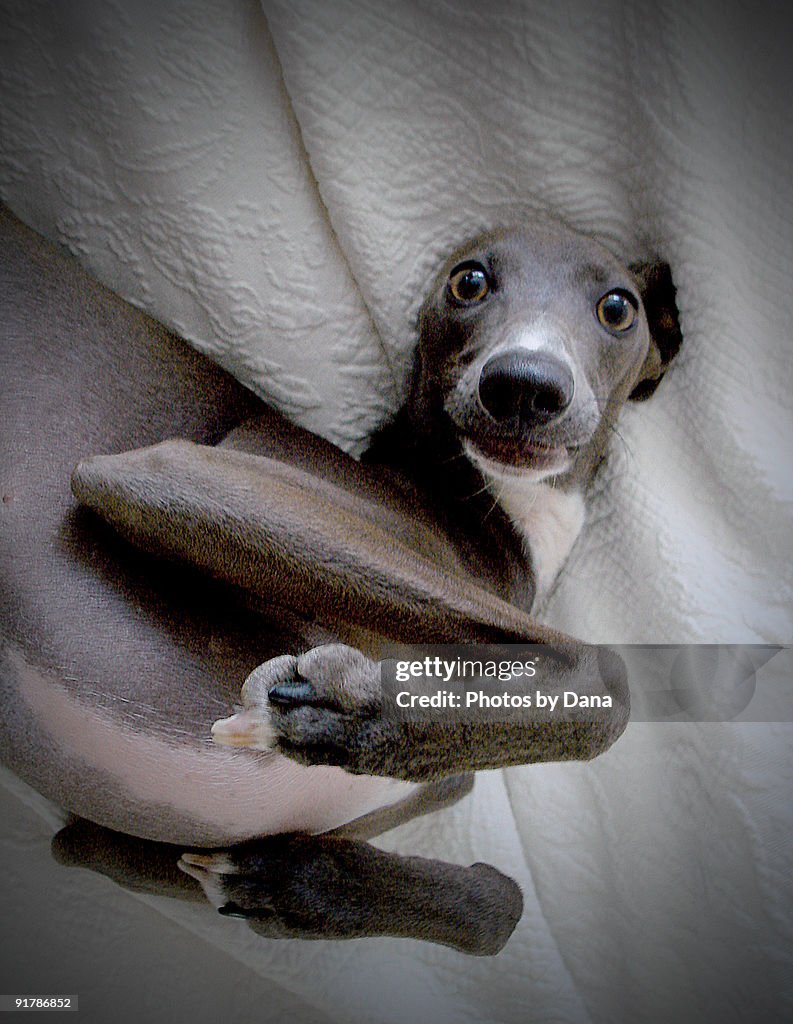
<box><xmin>448</xmin><ymin>262</ymin><xmax>490</xmax><ymax>304</ymax></box>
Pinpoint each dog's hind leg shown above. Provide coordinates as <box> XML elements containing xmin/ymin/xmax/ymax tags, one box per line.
<box><xmin>52</xmin><ymin>808</ymin><xmax>520</xmax><ymax>956</ymax></box>
<box><xmin>178</xmin><ymin>832</ymin><xmax>521</xmax><ymax>955</ymax></box>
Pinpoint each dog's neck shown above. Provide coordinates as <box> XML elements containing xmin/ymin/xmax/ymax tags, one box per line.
<box><xmin>477</xmin><ymin>472</ymin><xmax>585</xmax><ymax>606</ymax></box>
<box><xmin>365</xmin><ymin>411</ymin><xmax>586</xmax><ymax>610</ymax></box>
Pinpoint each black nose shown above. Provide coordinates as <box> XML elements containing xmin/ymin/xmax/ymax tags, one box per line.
<box><xmin>478</xmin><ymin>351</ymin><xmax>575</xmax><ymax>425</ymax></box>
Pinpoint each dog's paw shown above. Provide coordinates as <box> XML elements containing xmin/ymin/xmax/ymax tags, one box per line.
<box><xmin>177</xmin><ymin>835</ymin><xmax>522</xmax><ymax>952</ymax></box>
<box><xmin>212</xmin><ymin>645</ymin><xmax>386</xmax><ymax>771</ymax></box>
<box><xmin>177</xmin><ymin>835</ymin><xmax>387</xmax><ymax>941</ymax></box>
<box><xmin>211</xmin><ymin>654</ymin><xmax>297</xmax><ymax>750</ymax></box>
<box><xmin>177</xmin><ymin>838</ymin><xmax>351</xmax><ymax>939</ymax></box>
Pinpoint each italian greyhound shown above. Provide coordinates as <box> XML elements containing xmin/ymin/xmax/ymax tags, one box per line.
<box><xmin>0</xmin><ymin>204</ymin><xmax>681</xmax><ymax>954</ymax></box>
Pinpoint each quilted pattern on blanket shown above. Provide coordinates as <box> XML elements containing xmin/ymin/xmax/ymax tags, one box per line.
<box><xmin>1</xmin><ymin>1</ymin><xmax>791</xmax><ymax>1021</ymax></box>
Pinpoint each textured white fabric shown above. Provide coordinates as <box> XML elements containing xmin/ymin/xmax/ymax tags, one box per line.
<box><xmin>1</xmin><ymin>0</ymin><xmax>792</xmax><ymax>1021</ymax></box>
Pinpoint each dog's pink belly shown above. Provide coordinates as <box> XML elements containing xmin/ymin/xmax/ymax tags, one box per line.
<box><xmin>11</xmin><ymin>648</ymin><xmax>416</xmax><ymax>846</ymax></box>
<box><xmin>91</xmin><ymin>744</ymin><xmax>416</xmax><ymax>846</ymax></box>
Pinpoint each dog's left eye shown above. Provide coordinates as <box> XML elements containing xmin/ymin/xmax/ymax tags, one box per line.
<box><xmin>596</xmin><ymin>290</ymin><xmax>638</xmax><ymax>332</ymax></box>
<box><xmin>448</xmin><ymin>262</ymin><xmax>490</xmax><ymax>304</ymax></box>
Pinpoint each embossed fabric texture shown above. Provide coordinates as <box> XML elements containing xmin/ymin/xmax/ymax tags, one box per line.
<box><xmin>1</xmin><ymin>1</ymin><xmax>791</xmax><ymax>1021</ymax></box>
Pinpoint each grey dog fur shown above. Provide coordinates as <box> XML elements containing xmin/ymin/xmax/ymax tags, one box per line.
<box><xmin>0</xmin><ymin>204</ymin><xmax>680</xmax><ymax>953</ymax></box>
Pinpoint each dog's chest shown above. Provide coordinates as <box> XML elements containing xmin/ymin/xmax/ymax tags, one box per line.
<box><xmin>492</xmin><ymin>480</ymin><xmax>586</xmax><ymax>602</ymax></box>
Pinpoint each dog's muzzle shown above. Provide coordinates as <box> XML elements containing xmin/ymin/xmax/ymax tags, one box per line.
<box><xmin>478</xmin><ymin>350</ymin><xmax>574</xmax><ymax>427</ymax></box>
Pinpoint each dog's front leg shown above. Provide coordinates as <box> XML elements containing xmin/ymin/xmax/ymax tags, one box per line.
<box><xmin>73</xmin><ymin>439</ymin><xmax>629</xmax><ymax>780</ymax></box>
<box><xmin>212</xmin><ymin>642</ymin><xmax>629</xmax><ymax>781</ymax></box>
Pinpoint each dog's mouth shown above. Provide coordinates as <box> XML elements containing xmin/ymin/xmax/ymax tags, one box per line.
<box><xmin>463</xmin><ymin>435</ymin><xmax>573</xmax><ymax>476</ymax></box>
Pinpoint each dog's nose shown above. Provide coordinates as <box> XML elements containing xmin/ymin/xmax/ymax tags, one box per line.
<box><xmin>478</xmin><ymin>351</ymin><xmax>574</xmax><ymax>424</ymax></box>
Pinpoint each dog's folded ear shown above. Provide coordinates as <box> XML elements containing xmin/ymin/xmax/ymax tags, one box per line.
<box><xmin>628</xmin><ymin>260</ymin><xmax>683</xmax><ymax>400</ymax></box>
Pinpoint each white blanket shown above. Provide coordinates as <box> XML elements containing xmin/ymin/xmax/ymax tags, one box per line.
<box><xmin>1</xmin><ymin>0</ymin><xmax>791</xmax><ymax>1020</ymax></box>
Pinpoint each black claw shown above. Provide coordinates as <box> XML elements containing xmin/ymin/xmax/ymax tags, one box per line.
<box><xmin>268</xmin><ymin>678</ymin><xmax>318</xmax><ymax>707</ymax></box>
<box><xmin>219</xmin><ymin>901</ymin><xmax>274</xmax><ymax>920</ymax></box>
<box><xmin>218</xmin><ymin>902</ymin><xmax>250</xmax><ymax>919</ymax></box>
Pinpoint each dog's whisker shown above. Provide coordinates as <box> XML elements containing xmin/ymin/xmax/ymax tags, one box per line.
<box><xmin>457</xmin><ymin>480</ymin><xmax>493</xmax><ymax>502</ymax></box>
<box><xmin>606</xmin><ymin>422</ymin><xmax>635</xmax><ymax>464</ymax></box>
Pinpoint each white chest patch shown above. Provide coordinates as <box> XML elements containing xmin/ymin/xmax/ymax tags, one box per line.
<box><xmin>488</xmin><ymin>477</ymin><xmax>586</xmax><ymax>603</ymax></box>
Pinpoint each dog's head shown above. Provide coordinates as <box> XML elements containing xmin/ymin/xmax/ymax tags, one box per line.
<box><xmin>410</xmin><ymin>223</ymin><xmax>682</xmax><ymax>486</ymax></box>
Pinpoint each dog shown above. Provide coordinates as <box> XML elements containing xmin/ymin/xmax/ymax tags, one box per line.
<box><xmin>0</xmin><ymin>205</ymin><xmax>681</xmax><ymax>954</ymax></box>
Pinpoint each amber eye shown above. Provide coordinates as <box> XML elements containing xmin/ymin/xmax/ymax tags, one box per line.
<box><xmin>596</xmin><ymin>290</ymin><xmax>638</xmax><ymax>332</ymax></box>
<box><xmin>448</xmin><ymin>262</ymin><xmax>490</xmax><ymax>303</ymax></box>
